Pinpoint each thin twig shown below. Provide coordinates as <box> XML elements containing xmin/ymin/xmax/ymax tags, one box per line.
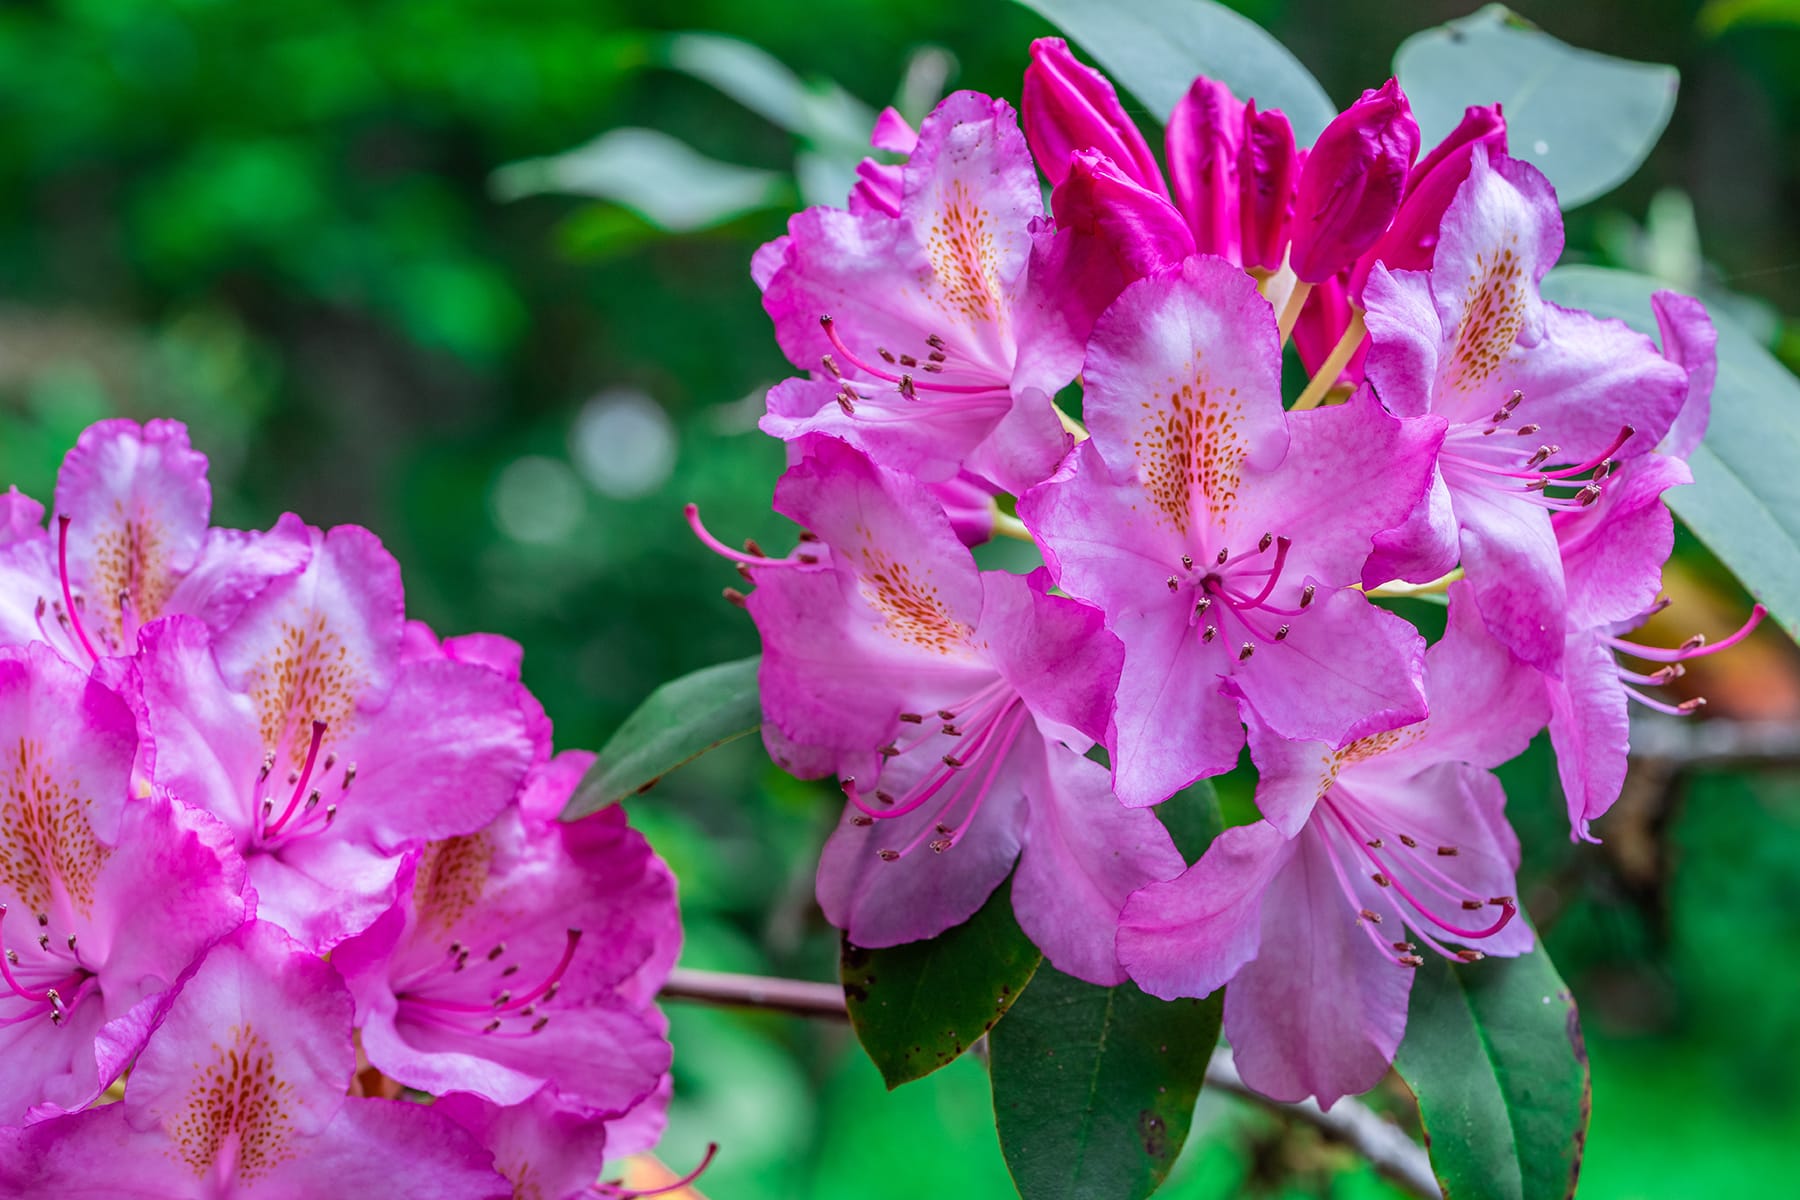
<box><xmin>658</xmin><ymin>968</ymin><xmax>1440</xmax><ymax>1197</ymax></box>
<box><xmin>661</xmin><ymin>966</ymin><xmax>850</xmax><ymax>1020</ymax></box>
<box><xmin>1204</xmin><ymin>1045</ymin><xmax>1441</xmax><ymax>1199</ymax></box>
<box><xmin>1629</xmin><ymin>715</ymin><xmax>1800</xmax><ymax>768</ymax></box>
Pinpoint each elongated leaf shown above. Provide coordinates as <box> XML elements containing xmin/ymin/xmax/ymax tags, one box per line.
<box><xmin>1540</xmin><ymin>265</ymin><xmax>1800</xmax><ymax>639</ymax></box>
<box><xmin>562</xmin><ymin>656</ymin><xmax>762</xmax><ymax>819</ymax></box>
<box><xmin>842</xmin><ymin>878</ymin><xmax>1042</xmax><ymax>1089</ymax></box>
<box><xmin>1395</xmin><ymin>945</ymin><xmax>1590</xmax><ymax>1200</ymax></box>
<box><xmin>989</xmin><ymin>965</ymin><xmax>1222</xmax><ymax>1200</ymax></box>
<box><xmin>657</xmin><ymin>32</ymin><xmax>875</xmax><ymax>151</ymax></box>
<box><xmin>491</xmin><ymin>128</ymin><xmax>791</xmax><ymax>231</ymax></box>
<box><xmin>1013</xmin><ymin>0</ymin><xmax>1336</xmax><ymax>142</ymax></box>
<box><xmin>1395</xmin><ymin>5</ymin><xmax>1677</xmax><ymax>209</ymax></box>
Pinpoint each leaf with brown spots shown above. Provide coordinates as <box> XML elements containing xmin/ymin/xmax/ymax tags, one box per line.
<box><xmin>1395</xmin><ymin>940</ymin><xmax>1591</xmax><ymax>1200</ymax></box>
<box><xmin>562</xmin><ymin>656</ymin><xmax>761</xmax><ymax>820</ymax></box>
<box><xmin>989</xmin><ymin>964</ymin><xmax>1221</xmax><ymax>1200</ymax></box>
<box><xmin>841</xmin><ymin>876</ymin><xmax>1042</xmax><ymax>1089</ymax></box>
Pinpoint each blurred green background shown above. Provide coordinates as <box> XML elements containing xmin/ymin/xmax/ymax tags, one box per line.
<box><xmin>3</xmin><ymin>1</ymin><xmax>1798</xmax><ymax>1195</ymax></box>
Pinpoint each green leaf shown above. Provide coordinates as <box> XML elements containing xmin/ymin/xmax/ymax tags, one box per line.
<box><xmin>841</xmin><ymin>877</ymin><xmax>1043</xmax><ymax>1089</ymax></box>
<box><xmin>561</xmin><ymin>656</ymin><xmax>762</xmax><ymax>820</ymax></box>
<box><xmin>656</xmin><ymin>32</ymin><xmax>874</xmax><ymax>152</ymax></box>
<box><xmin>1394</xmin><ymin>944</ymin><xmax>1591</xmax><ymax>1200</ymax></box>
<box><xmin>989</xmin><ymin>965</ymin><xmax>1222</xmax><ymax>1200</ymax></box>
<box><xmin>1539</xmin><ymin>265</ymin><xmax>1800</xmax><ymax>640</ymax></box>
<box><xmin>1394</xmin><ymin>5</ymin><xmax>1677</xmax><ymax>210</ymax></box>
<box><xmin>490</xmin><ymin>128</ymin><xmax>792</xmax><ymax>231</ymax></box>
<box><xmin>1155</xmin><ymin>778</ymin><xmax>1224</xmax><ymax>864</ymax></box>
<box><xmin>1012</xmin><ymin>0</ymin><xmax>1337</xmax><ymax>142</ymax></box>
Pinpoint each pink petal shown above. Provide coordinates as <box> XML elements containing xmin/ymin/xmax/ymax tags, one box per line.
<box><xmin>1011</xmin><ymin>742</ymin><xmax>1183</xmax><ymax>985</ymax></box>
<box><xmin>1118</xmin><ymin>819</ymin><xmax>1296</xmax><ymax>1000</ymax></box>
<box><xmin>1021</xmin><ymin>38</ymin><xmax>1165</xmax><ymax>194</ymax></box>
<box><xmin>1547</xmin><ymin>628</ymin><xmax>1631</xmax><ymax>842</ymax></box>
<box><xmin>1240</xmin><ymin>389</ymin><xmax>1444</xmax><ymax>587</ymax></box>
<box><xmin>1221</xmin><ymin>824</ymin><xmax>1413</xmax><ymax>1108</ymax></box>
<box><xmin>1452</xmin><ymin>482</ymin><xmax>1566</xmax><ymax>672</ymax></box>
<box><xmin>816</xmin><ymin>736</ymin><xmax>1029</xmax><ymax>947</ymax></box>
<box><xmin>124</xmin><ymin>919</ymin><xmax>356</xmax><ymax>1139</ymax></box>
<box><xmin>1079</xmin><ymin>257</ymin><xmax>1289</xmax><ymax>531</ymax></box>
<box><xmin>258</xmin><ymin>1097</ymin><xmax>512</xmax><ymax>1197</ymax></box>
<box><xmin>977</xmin><ymin>568</ymin><xmax>1121</xmax><ymax>749</ymax></box>
<box><xmin>1227</xmin><ymin>584</ymin><xmax>1428</xmax><ymax>749</ymax></box>
<box><xmin>54</xmin><ymin>419</ymin><xmax>210</xmax><ymax>651</ymax></box>
<box><xmin>1165</xmin><ymin>76</ymin><xmax>1244</xmax><ymax>258</ymax></box>
<box><xmin>1652</xmin><ymin>289</ymin><xmax>1717</xmax><ymax>458</ymax></box>
<box><xmin>1555</xmin><ymin>453</ymin><xmax>1690</xmax><ymax>631</ymax></box>
<box><xmin>0</xmin><ymin>486</ymin><xmax>43</xmax><ymax>546</ymax></box>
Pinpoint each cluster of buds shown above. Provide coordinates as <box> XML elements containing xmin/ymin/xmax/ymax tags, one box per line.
<box><xmin>699</xmin><ymin>39</ymin><xmax>1761</xmax><ymax>1107</ymax></box>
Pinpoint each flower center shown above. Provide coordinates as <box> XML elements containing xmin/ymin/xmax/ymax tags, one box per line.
<box><xmin>840</xmin><ymin>677</ymin><xmax>1029</xmax><ymax>860</ymax></box>
<box><xmin>1171</xmin><ymin>533</ymin><xmax>1314</xmax><ymax>660</ymax></box>
<box><xmin>816</xmin><ymin>315</ymin><xmax>1013</xmax><ymax>419</ymax></box>
<box><xmin>1437</xmin><ymin>391</ymin><xmax>1634</xmax><ymax>513</ymax></box>
<box><xmin>251</xmin><ymin>720</ymin><xmax>355</xmax><ymax>852</ymax></box>
<box><xmin>0</xmin><ymin>903</ymin><xmax>97</xmax><ymax>1028</ymax></box>
<box><xmin>395</xmin><ymin>928</ymin><xmax>583</xmax><ymax>1039</ymax></box>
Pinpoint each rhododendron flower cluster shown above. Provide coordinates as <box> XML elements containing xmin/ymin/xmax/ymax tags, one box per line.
<box><xmin>0</xmin><ymin>421</ymin><xmax>684</xmax><ymax>1196</ymax></box>
<box><xmin>701</xmin><ymin>38</ymin><xmax>1763</xmax><ymax>1108</ymax></box>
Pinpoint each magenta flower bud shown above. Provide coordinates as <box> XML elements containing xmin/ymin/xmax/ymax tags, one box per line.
<box><xmin>1236</xmin><ymin>100</ymin><xmax>1298</xmax><ymax>272</ymax></box>
<box><xmin>1288</xmin><ymin>78</ymin><xmax>1420</xmax><ymax>283</ymax></box>
<box><xmin>1034</xmin><ymin>149</ymin><xmax>1196</xmax><ymax>344</ymax></box>
<box><xmin>1165</xmin><ymin>75</ymin><xmax>1243</xmax><ymax>258</ymax></box>
<box><xmin>1022</xmin><ymin>37</ymin><xmax>1166</xmax><ymax>193</ymax></box>
<box><xmin>1359</xmin><ymin>103</ymin><xmax>1506</xmax><ymax>286</ymax></box>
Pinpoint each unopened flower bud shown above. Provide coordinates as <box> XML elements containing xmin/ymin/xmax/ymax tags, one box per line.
<box><xmin>1354</xmin><ymin>104</ymin><xmax>1506</xmax><ymax>290</ymax></box>
<box><xmin>1034</xmin><ymin>150</ymin><xmax>1195</xmax><ymax>344</ymax></box>
<box><xmin>1237</xmin><ymin>100</ymin><xmax>1299</xmax><ymax>272</ymax></box>
<box><xmin>1022</xmin><ymin>38</ymin><xmax>1166</xmax><ymax>193</ymax></box>
<box><xmin>1289</xmin><ymin>78</ymin><xmax>1420</xmax><ymax>283</ymax></box>
<box><xmin>1165</xmin><ymin>75</ymin><xmax>1243</xmax><ymax>257</ymax></box>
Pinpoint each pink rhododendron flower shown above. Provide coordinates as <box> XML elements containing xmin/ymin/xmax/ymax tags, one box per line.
<box><xmin>134</xmin><ymin>522</ymin><xmax>536</xmax><ymax>951</ymax></box>
<box><xmin>1360</xmin><ymin>148</ymin><xmax>1688</xmax><ymax>671</ymax></box>
<box><xmin>0</xmin><ymin>420</ymin><xmax>306</xmax><ymax>665</ymax></box>
<box><xmin>693</xmin><ymin>435</ymin><xmax>1181</xmax><ymax>985</ymax></box>
<box><xmin>1019</xmin><ymin>257</ymin><xmax>1438</xmax><ymax>804</ymax></box>
<box><xmin>0</xmin><ymin>643</ymin><xmax>248</xmax><ymax>1126</ymax></box>
<box><xmin>756</xmin><ymin>91</ymin><xmax>1077</xmax><ymax>493</ymax></box>
<box><xmin>333</xmin><ymin>750</ymin><xmax>677</xmax><ymax>1113</ymax></box>
<box><xmin>0</xmin><ymin>920</ymin><xmax>510</xmax><ymax>1198</ymax></box>
<box><xmin>1119</xmin><ymin>588</ymin><xmax>1542</xmax><ymax>1107</ymax></box>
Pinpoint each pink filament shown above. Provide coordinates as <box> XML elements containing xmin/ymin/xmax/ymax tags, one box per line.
<box><xmin>264</xmin><ymin>720</ymin><xmax>328</xmax><ymax>837</ymax></box>
<box><xmin>405</xmin><ymin>929</ymin><xmax>582</xmax><ymax>1016</ymax></box>
<box><xmin>604</xmin><ymin>1143</ymin><xmax>720</xmax><ymax>1199</ymax></box>
<box><xmin>55</xmin><ymin>517</ymin><xmax>101</xmax><ymax>666</ymax></box>
<box><xmin>1610</xmin><ymin>604</ymin><xmax>1766</xmax><ymax>664</ymax></box>
<box><xmin>819</xmin><ymin>317</ymin><xmax>997</xmax><ymax>395</ymax></box>
<box><xmin>684</xmin><ymin>505</ymin><xmax>815</xmax><ymax>570</ymax></box>
<box><xmin>0</xmin><ymin>907</ymin><xmax>52</xmax><ymax>1003</ymax></box>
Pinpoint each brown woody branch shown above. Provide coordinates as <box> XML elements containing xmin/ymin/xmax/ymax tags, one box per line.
<box><xmin>658</xmin><ymin>967</ymin><xmax>1441</xmax><ymax>1198</ymax></box>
